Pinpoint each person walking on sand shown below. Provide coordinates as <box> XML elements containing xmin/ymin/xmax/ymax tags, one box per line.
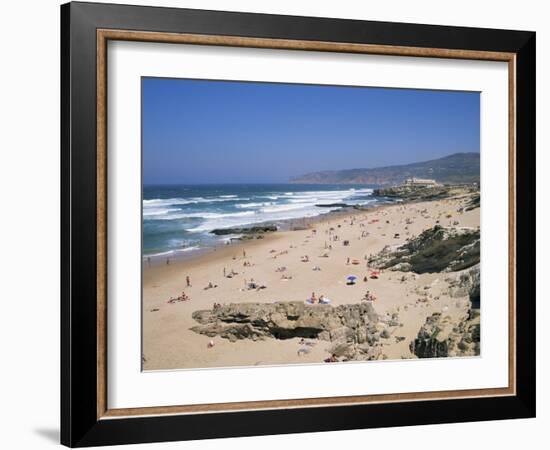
<box><xmin>243</xmin><ymin>249</ymin><xmax>246</xmax><ymax>258</ymax></box>
<box><xmin>166</xmin><ymin>258</ymin><xmax>170</xmax><ymax>265</ymax></box>
<box><xmin>347</xmin><ymin>257</ymin><xmax>350</xmax><ymax>265</ymax></box>
<box><xmin>186</xmin><ymin>275</ymin><xmax>191</xmax><ymax>287</ymax></box>
<box><xmin>223</xmin><ymin>267</ymin><xmax>226</xmax><ymax>277</ymax></box>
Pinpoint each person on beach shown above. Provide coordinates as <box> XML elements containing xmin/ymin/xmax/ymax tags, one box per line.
<box><xmin>186</xmin><ymin>275</ymin><xmax>191</xmax><ymax>287</ymax></box>
<box><xmin>347</xmin><ymin>257</ymin><xmax>350</xmax><ymax>265</ymax></box>
<box><xmin>223</xmin><ymin>267</ymin><xmax>226</xmax><ymax>277</ymax></box>
<box><xmin>166</xmin><ymin>258</ymin><xmax>170</xmax><ymax>265</ymax></box>
<box><xmin>310</xmin><ymin>292</ymin><xmax>318</xmax><ymax>304</ymax></box>
<box><xmin>243</xmin><ymin>249</ymin><xmax>246</xmax><ymax>258</ymax></box>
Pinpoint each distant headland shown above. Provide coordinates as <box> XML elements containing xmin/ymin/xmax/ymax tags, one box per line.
<box><xmin>290</xmin><ymin>152</ymin><xmax>480</xmax><ymax>186</ymax></box>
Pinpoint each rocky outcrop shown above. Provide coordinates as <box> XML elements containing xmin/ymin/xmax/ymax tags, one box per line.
<box><xmin>368</xmin><ymin>225</ymin><xmax>480</xmax><ymax>274</ymax></box>
<box><xmin>210</xmin><ymin>225</ymin><xmax>277</xmax><ymax>236</ymax></box>
<box><xmin>191</xmin><ymin>301</ymin><xmax>401</xmax><ymax>361</ymax></box>
<box><xmin>447</xmin><ymin>263</ymin><xmax>480</xmax><ymax>308</ymax></box>
<box><xmin>410</xmin><ymin>309</ymin><xmax>480</xmax><ymax>358</ymax></box>
<box><xmin>374</xmin><ymin>185</ymin><xmax>451</xmax><ymax>202</ymax></box>
<box><xmin>373</xmin><ymin>184</ymin><xmax>478</xmax><ymax>203</ymax></box>
<box><xmin>462</xmin><ymin>192</ymin><xmax>480</xmax><ymax>211</ymax></box>
<box><xmin>315</xmin><ymin>203</ymin><xmax>351</xmax><ymax>208</ymax></box>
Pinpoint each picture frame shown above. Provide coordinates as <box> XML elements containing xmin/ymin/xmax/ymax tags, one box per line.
<box><xmin>61</xmin><ymin>1</ymin><xmax>536</xmax><ymax>447</ymax></box>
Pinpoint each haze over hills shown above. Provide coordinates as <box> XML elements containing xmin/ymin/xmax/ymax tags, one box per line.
<box><xmin>290</xmin><ymin>152</ymin><xmax>480</xmax><ymax>185</ymax></box>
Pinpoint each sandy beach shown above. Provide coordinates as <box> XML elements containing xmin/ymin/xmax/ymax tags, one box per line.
<box><xmin>142</xmin><ymin>193</ymin><xmax>480</xmax><ymax>370</ymax></box>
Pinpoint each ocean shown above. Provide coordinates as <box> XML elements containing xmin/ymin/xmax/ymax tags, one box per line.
<box><xmin>142</xmin><ymin>184</ymin><xmax>384</xmax><ymax>258</ymax></box>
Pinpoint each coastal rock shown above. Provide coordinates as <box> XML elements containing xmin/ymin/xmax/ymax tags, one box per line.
<box><xmin>410</xmin><ymin>309</ymin><xmax>480</xmax><ymax>358</ymax></box>
<box><xmin>461</xmin><ymin>192</ymin><xmax>480</xmax><ymax>211</ymax></box>
<box><xmin>210</xmin><ymin>225</ymin><xmax>277</xmax><ymax>236</ymax></box>
<box><xmin>446</xmin><ymin>263</ymin><xmax>480</xmax><ymax>308</ymax></box>
<box><xmin>374</xmin><ymin>185</ymin><xmax>452</xmax><ymax>202</ymax></box>
<box><xmin>191</xmin><ymin>301</ymin><xmax>392</xmax><ymax>361</ymax></box>
<box><xmin>315</xmin><ymin>203</ymin><xmax>351</xmax><ymax>208</ymax></box>
<box><xmin>368</xmin><ymin>225</ymin><xmax>480</xmax><ymax>273</ymax></box>
<box><xmin>372</xmin><ymin>183</ymin><xmax>479</xmax><ymax>202</ymax></box>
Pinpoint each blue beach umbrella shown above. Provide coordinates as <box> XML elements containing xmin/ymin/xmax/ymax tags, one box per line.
<box><xmin>347</xmin><ymin>275</ymin><xmax>357</xmax><ymax>281</ymax></box>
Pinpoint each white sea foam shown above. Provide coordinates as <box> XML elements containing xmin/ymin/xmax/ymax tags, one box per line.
<box><xmin>143</xmin><ymin>196</ymin><xmax>247</xmax><ymax>208</ymax></box>
<box><xmin>236</xmin><ymin>202</ymin><xmax>274</xmax><ymax>209</ymax></box>
<box><xmin>142</xmin><ymin>208</ymin><xmax>180</xmax><ymax>217</ymax></box>
<box><xmin>185</xmin><ymin>204</ymin><xmax>342</xmax><ymax>233</ymax></box>
<box><xmin>148</xmin><ymin>210</ymin><xmax>256</xmax><ymax>221</ymax></box>
<box><xmin>144</xmin><ymin>246</ymin><xmax>200</xmax><ymax>258</ymax></box>
<box><xmin>260</xmin><ymin>203</ymin><xmax>310</xmax><ymax>213</ymax></box>
<box><xmin>144</xmin><ymin>187</ymin><xmax>376</xmax><ymax>234</ymax></box>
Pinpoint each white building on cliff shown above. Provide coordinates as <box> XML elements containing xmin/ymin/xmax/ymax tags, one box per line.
<box><xmin>403</xmin><ymin>177</ymin><xmax>439</xmax><ymax>187</ymax></box>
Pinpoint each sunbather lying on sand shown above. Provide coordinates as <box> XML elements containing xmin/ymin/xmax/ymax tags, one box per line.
<box><xmin>167</xmin><ymin>291</ymin><xmax>191</xmax><ymax>303</ymax></box>
<box><xmin>362</xmin><ymin>290</ymin><xmax>377</xmax><ymax>302</ymax></box>
<box><xmin>203</xmin><ymin>282</ymin><xmax>218</xmax><ymax>290</ymax></box>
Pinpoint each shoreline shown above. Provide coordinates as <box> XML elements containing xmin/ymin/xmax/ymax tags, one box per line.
<box><xmin>143</xmin><ymin>192</ymin><xmax>480</xmax><ymax>370</ymax></box>
<box><xmin>143</xmin><ymin>200</ymin><xmax>393</xmax><ymax>267</ymax></box>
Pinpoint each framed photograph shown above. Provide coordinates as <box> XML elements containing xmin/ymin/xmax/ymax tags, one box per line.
<box><xmin>61</xmin><ymin>1</ymin><xmax>536</xmax><ymax>447</ymax></box>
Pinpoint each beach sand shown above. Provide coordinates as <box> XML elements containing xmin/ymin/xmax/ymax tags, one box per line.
<box><xmin>143</xmin><ymin>194</ymin><xmax>480</xmax><ymax>370</ymax></box>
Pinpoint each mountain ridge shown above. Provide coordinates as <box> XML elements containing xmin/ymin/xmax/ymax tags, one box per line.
<box><xmin>290</xmin><ymin>152</ymin><xmax>480</xmax><ymax>185</ymax></box>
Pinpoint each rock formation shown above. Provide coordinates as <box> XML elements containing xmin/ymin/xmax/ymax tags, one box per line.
<box><xmin>446</xmin><ymin>263</ymin><xmax>480</xmax><ymax>308</ymax></box>
<box><xmin>210</xmin><ymin>225</ymin><xmax>277</xmax><ymax>236</ymax></box>
<box><xmin>368</xmin><ymin>225</ymin><xmax>480</xmax><ymax>274</ymax></box>
<box><xmin>410</xmin><ymin>308</ymin><xmax>480</xmax><ymax>358</ymax></box>
<box><xmin>191</xmin><ymin>301</ymin><xmax>401</xmax><ymax>361</ymax></box>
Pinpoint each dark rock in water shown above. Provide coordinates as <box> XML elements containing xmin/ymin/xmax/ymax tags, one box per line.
<box><xmin>210</xmin><ymin>225</ymin><xmax>277</xmax><ymax>236</ymax></box>
<box><xmin>315</xmin><ymin>203</ymin><xmax>351</xmax><ymax>208</ymax></box>
<box><xmin>368</xmin><ymin>225</ymin><xmax>480</xmax><ymax>273</ymax></box>
<box><xmin>191</xmin><ymin>301</ymin><xmax>394</xmax><ymax>361</ymax></box>
<box><xmin>410</xmin><ymin>309</ymin><xmax>480</xmax><ymax>358</ymax></box>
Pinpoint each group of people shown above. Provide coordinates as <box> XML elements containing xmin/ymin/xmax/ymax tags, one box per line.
<box><xmin>167</xmin><ymin>290</ymin><xmax>191</xmax><ymax>304</ymax></box>
<box><xmin>308</xmin><ymin>292</ymin><xmax>330</xmax><ymax>305</ymax></box>
<box><xmin>362</xmin><ymin>290</ymin><xmax>377</xmax><ymax>302</ymax></box>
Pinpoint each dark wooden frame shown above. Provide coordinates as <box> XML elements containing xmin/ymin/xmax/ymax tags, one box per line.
<box><xmin>61</xmin><ymin>1</ymin><xmax>536</xmax><ymax>447</ymax></box>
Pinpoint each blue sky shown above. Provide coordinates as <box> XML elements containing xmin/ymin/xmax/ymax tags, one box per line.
<box><xmin>142</xmin><ymin>78</ymin><xmax>479</xmax><ymax>184</ymax></box>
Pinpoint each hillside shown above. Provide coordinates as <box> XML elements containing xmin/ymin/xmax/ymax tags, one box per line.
<box><xmin>290</xmin><ymin>152</ymin><xmax>480</xmax><ymax>185</ymax></box>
